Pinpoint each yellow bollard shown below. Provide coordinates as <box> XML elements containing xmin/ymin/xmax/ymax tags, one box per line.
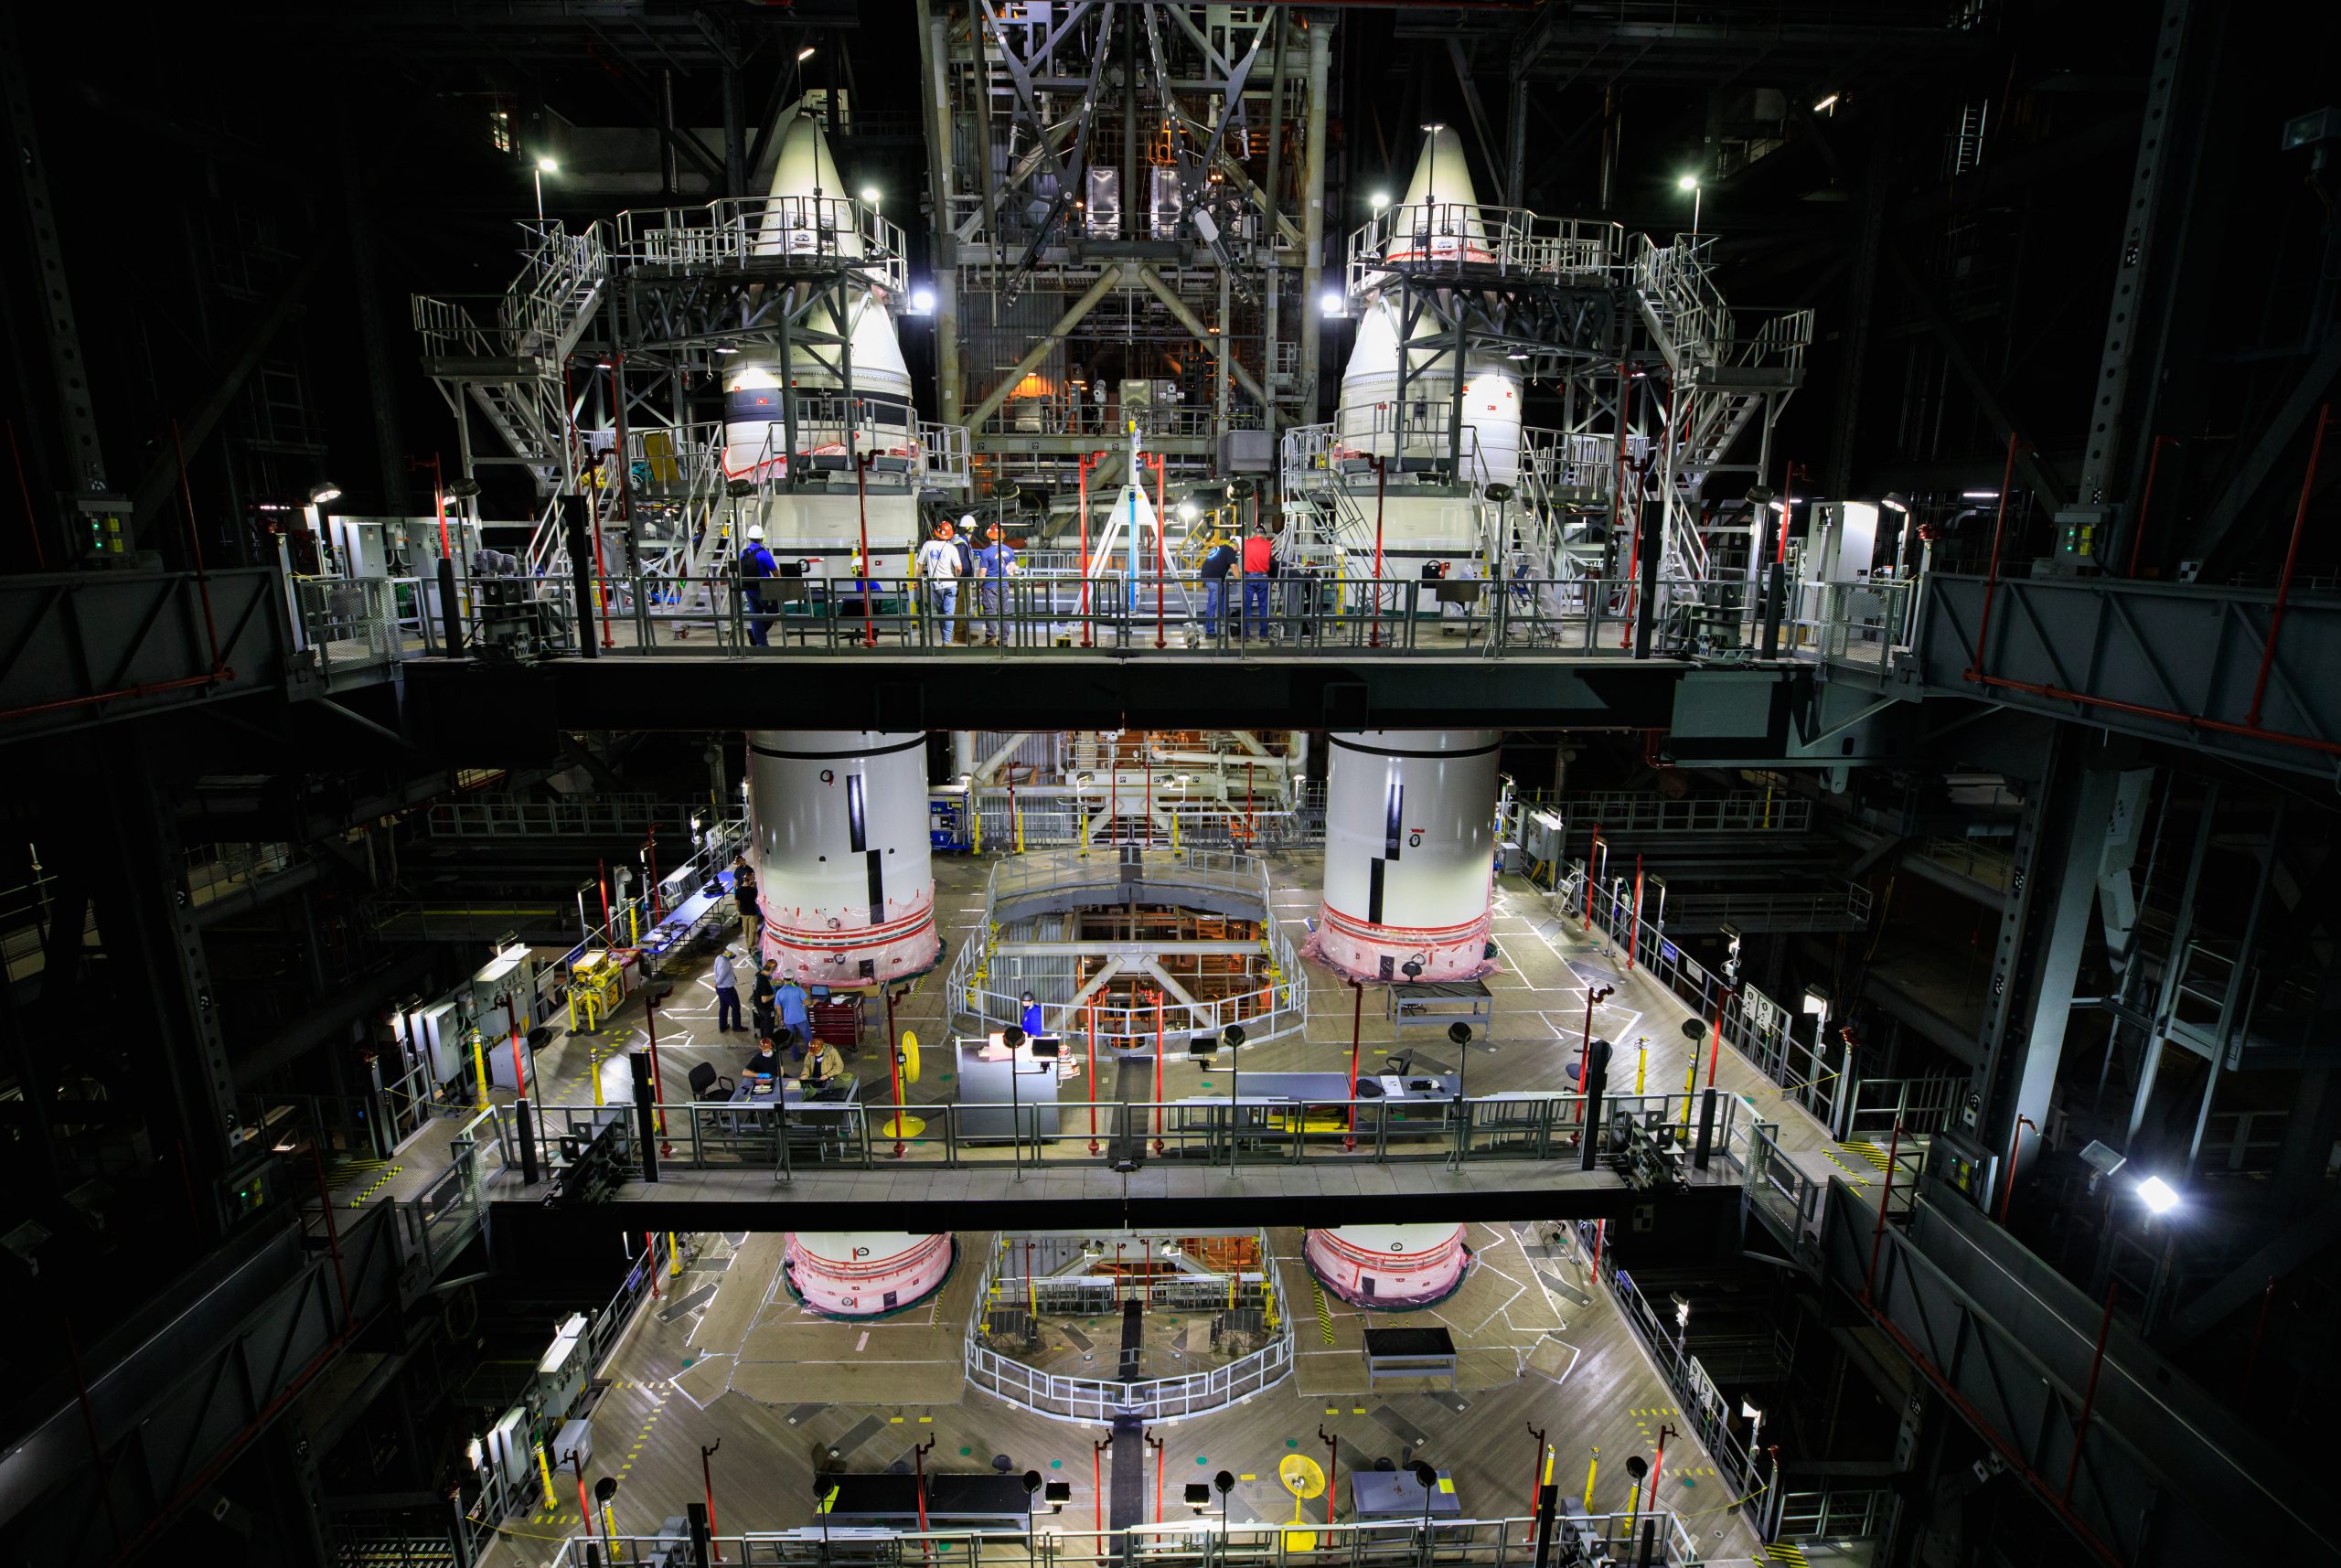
<box><xmin>1582</xmin><ymin>1448</ymin><xmax>1598</xmax><ymax>1511</ymax></box>
<box><xmin>1635</xmin><ymin>1037</ymin><xmax>1647</xmax><ymax>1095</ymax></box>
<box><xmin>469</xmin><ymin>1029</ymin><xmax>492</xmax><ymax>1109</ymax></box>
<box><xmin>668</xmin><ymin>1232</ymin><xmax>683</xmax><ymax>1276</ymax></box>
<box><xmin>535</xmin><ymin>1444</ymin><xmax>560</xmax><ymax>1511</ymax></box>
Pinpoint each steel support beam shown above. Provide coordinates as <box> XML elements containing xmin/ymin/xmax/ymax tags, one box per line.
<box><xmin>1296</xmin><ymin>15</ymin><xmax>1332</xmax><ymax>421</ymax></box>
<box><xmin>1973</xmin><ymin>732</ymin><xmax>2124</xmax><ymax>1194</ymax></box>
<box><xmin>127</xmin><ymin>243</ymin><xmax>336</xmax><ymax>536</ymax></box>
<box><xmin>1132</xmin><ymin>266</ymin><xmax>1267</xmax><ymax>405</ymax></box>
<box><xmin>963</xmin><ymin>267</ymin><xmax>1125</xmax><ymax>432</ymax></box>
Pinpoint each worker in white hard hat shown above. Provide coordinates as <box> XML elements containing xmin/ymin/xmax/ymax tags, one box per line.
<box><xmin>738</xmin><ymin>519</ymin><xmax>775</xmax><ymax>645</ymax></box>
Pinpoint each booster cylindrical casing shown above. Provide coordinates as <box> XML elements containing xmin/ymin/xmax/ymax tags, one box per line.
<box><xmin>748</xmin><ymin>731</ymin><xmax>939</xmax><ymax>986</ymax></box>
<box><xmin>1306</xmin><ymin>730</ymin><xmax>1499</xmax><ymax>982</ymax></box>
<box><xmin>784</xmin><ymin>1232</ymin><xmax>952</xmax><ymax>1317</ymax></box>
<box><xmin>1304</xmin><ymin>1224</ymin><xmax>1469</xmax><ymax>1308</ymax></box>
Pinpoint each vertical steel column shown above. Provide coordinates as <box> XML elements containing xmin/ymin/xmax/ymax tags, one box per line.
<box><xmin>2128</xmin><ymin>783</ymin><xmax>2218</xmax><ymax>1144</ymax></box>
<box><xmin>2186</xmin><ymin>800</ymin><xmax>2282</xmax><ymax>1175</ymax></box>
<box><xmin>1297</xmin><ymin>16</ymin><xmax>1333</xmax><ymax>421</ymax></box>
<box><xmin>919</xmin><ymin>0</ymin><xmax>963</xmax><ymax>427</ymax></box>
<box><xmin>1261</xmin><ymin>8</ymin><xmax>1288</xmax><ymax>447</ymax></box>
<box><xmin>1974</xmin><ymin>732</ymin><xmax>2123</xmax><ymax>1200</ymax></box>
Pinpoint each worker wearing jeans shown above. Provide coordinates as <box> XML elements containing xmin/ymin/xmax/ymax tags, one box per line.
<box><xmin>1241</xmin><ymin>526</ymin><xmax>1275</xmax><ymax>638</ymax></box>
<box><xmin>915</xmin><ymin>519</ymin><xmax>962</xmax><ymax>641</ymax></box>
<box><xmin>975</xmin><ymin>526</ymin><xmax>1018</xmax><ymax>645</ymax></box>
<box><xmin>711</xmin><ymin>947</ymin><xmax>743</xmax><ymax>1031</ymax></box>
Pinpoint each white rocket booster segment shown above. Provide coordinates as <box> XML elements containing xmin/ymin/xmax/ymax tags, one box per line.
<box><xmin>1386</xmin><ymin>126</ymin><xmax>1492</xmax><ymax>263</ymax></box>
<box><xmin>784</xmin><ymin>1232</ymin><xmax>953</xmax><ymax>1317</ymax></box>
<box><xmin>722</xmin><ymin>113</ymin><xmax>913</xmax><ymax>484</ymax></box>
<box><xmin>747</xmin><ymin>731</ymin><xmax>939</xmax><ymax>987</ymax></box>
<box><xmin>1304</xmin><ymin>730</ymin><xmax>1500</xmax><ymax>983</ymax></box>
<box><xmin>1304</xmin><ymin>1224</ymin><xmax>1470</xmax><ymax>1308</ymax></box>
<box><xmin>1334</xmin><ymin>126</ymin><xmax>1520</xmax><ymax>496</ymax></box>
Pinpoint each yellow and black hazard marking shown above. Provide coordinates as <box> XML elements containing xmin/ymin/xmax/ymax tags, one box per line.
<box><xmin>1846</xmin><ymin>1141</ymin><xmax>1892</xmax><ymax>1173</ymax></box>
<box><xmin>1765</xmin><ymin>1542</ymin><xmax>1811</xmax><ymax>1565</ymax></box>
<box><xmin>346</xmin><ymin>1164</ymin><xmax>403</xmax><ymax>1207</ymax></box>
<box><xmin>1311</xmin><ymin>1282</ymin><xmax>1336</xmax><ymax>1345</ymax></box>
<box><xmin>1821</xmin><ymin>1147</ymin><xmax>1871</xmax><ymax>1183</ymax></box>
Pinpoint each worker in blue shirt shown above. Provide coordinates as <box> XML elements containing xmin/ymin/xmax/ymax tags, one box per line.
<box><xmin>1019</xmin><ymin>989</ymin><xmax>1046</xmax><ymax>1040</ymax></box>
<box><xmin>1198</xmin><ymin>535</ymin><xmax>1238</xmax><ymax>636</ymax></box>
<box><xmin>738</xmin><ymin>523</ymin><xmax>776</xmax><ymax>646</ymax></box>
<box><xmin>974</xmin><ymin>523</ymin><xmax>1018</xmax><ymax>645</ymax></box>
<box><xmin>711</xmin><ymin>947</ymin><xmax>743</xmax><ymax>1031</ymax></box>
<box><xmin>775</xmin><ymin>975</ymin><xmax>812</xmax><ymax>1060</ymax></box>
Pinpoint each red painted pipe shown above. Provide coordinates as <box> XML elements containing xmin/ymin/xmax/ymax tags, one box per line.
<box><xmin>2245</xmin><ymin>403</ymin><xmax>2332</xmax><ymax>730</ymax></box>
<box><xmin>2126</xmin><ymin>435</ymin><xmax>2175</xmax><ymax>578</ymax></box>
<box><xmin>1967</xmin><ymin>431</ymin><xmax>2022</xmax><ymax>682</ymax></box>
<box><xmin>1969</xmin><ymin>669</ymin><xmax>2341</xmax><ymax>759</ymax></box>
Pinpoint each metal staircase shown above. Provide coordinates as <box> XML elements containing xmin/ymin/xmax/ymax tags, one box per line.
<box><xmin>412</xmin><ymin>221</ymin><xmax>608</xmax><ymax>498</ymax></box>
<box><xmin>1630</xmin><ymin>237</ymin><xmax>1812</xmax><ymax>635</ymax></box>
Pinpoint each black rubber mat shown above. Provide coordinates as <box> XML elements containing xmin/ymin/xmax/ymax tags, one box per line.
<box><xmin>1370</xmin><ymin>1405</ymin><xmax>1427</xmax><ymax>1446</ymax></box>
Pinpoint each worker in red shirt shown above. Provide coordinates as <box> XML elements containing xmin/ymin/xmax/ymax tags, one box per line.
<box><xmin>1240</xmin><ymin>523</ymin><xmax>1276</xmax><ymax>639</ymax></box>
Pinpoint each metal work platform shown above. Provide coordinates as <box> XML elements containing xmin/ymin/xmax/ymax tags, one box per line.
<box><xmin>1914</xmin><ymin>571</ymin><xmax>2341</xmax><ymax>779</ymax></box>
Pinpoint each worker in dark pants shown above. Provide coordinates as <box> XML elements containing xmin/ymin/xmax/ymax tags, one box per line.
<box><xmin>711</xmin><ymin>946</ymin><xmax>743</xmax><ymax>1032</ymax></box>
<box><xmin>739</xmin><ymin>524</ymin><xmax>775</xmax><ymax>646</ymax></box>
<box><xmin>733</xmin><ymin>854</ymin><xmax>761</xmax><ymax>952</ymax></box>
<box><xmin>776</xmin><ymin>974</ymin><xmax>811</xmax><ymax>1061</ymax></box>
<box><xmin>751</xmin><ymin>958</ymin><xmax>778</xmax><ymax>1040</ymax></box>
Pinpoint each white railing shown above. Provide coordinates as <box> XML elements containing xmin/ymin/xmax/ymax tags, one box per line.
<box><xmin>947</xmin><ymin>848</ymin><xmax>1309</xmax><ymax>1048</ymax></box>
<box><xmin>497</xmin><ymin>219</ymin><xmax>606</xmax><ymax>361</ymax></box>
<box><xmin>964</xmin><ymin>1243</ymin><xmax>1295</xmax><ymax>1423</ymax></box>
<box><xmin>613</xmin><ymin>195</ymin><xmax>908</xmax><ymax>292</ymax></box>
<box><xmin>1345</xmin><ymin>203</ymin><xmax>1626</xmax><ymax>294</ymax></box>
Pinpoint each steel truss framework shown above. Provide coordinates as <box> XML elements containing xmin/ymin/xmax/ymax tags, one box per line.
<box><xmin>926</xmin><ymin>2</ymin><xmax>1323</xmax><ymax>502</ymax></box>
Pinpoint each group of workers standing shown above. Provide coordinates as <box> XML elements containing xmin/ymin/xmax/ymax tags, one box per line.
<box><xmin>733</xmin><ymin>512</ymin><xmax>1294</xmax><ymax>647</ymax></box>
<box><xmin>709</xmin><ymin>859</ymin><xmax>848</xmax><ymax>1088</ymax></box>
<box><xmin>914</xmin><ymin>513</ymin><xmax>1022</xmax><ymax>645</ymax></box>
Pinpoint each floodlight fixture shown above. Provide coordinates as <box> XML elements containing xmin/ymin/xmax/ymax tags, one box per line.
<box><xmin>2137</xmin><ymin>1175</ymin><xmax>2180</xmax><ymax>1216</ymax></box>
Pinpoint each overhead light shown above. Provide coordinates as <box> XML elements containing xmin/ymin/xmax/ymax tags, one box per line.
<box><xmin>1319</xmin><ymin>292</ymin><xmax>1344</xmax><ymax>317</ymax></box>
<box><xmin>1505</xmin><ymin>348</ymin><xmax>1528</xmax><ymax>360</ymax></box>
<box><xmin>1800</xmin><ymin>986</ymin><xmax>1830</xmax><ymax>1017</ymax></box>
<box><xmin>910</xmin><ymin>286</ymin><xmax>936</xmax><ymax>314</ymax></box>
<box><xmin>1422</xmin><ymin>122</ymin><xmax>1447</xmax><ymax>134</ymax></box>
<box><xmin>861</xmin><ymin>186</ymin><xmax>881</xmax><ymax>204</ymax></box>
<box><xmin>2136</xmin><ymin>1175</ymin><xmax>2180</xmax><ymax>1215</ymax></box>
<box><xmin>797</xmin><ymin>45</ymin><xmax>818</xmax><ymax>62</ymax></box>
<box><xmin>1177</xmin><ymin>500</ymin><xmax>1199</xmax><ymax>521</ymax></box>
<box><xmin>537</xmin><ymin>156</ymin><xmax>559</xmax><ymax>174</ymax></box>
<box><xmin>307</xmin><ymin>481</ymin><xmax>343</xmax><ymax>505</ymax></box>
<box><xmin>714</xmin><ymin>339</ymin><xmax>739</xmax><ymax>355</ymax></box>
<box><xmin>1159</xmin><ymin>1238</ymin><xmax>1181</xmax><ymax>1256</ymax></box>
<box><xmin>1812</xmin><ymin>94</ymin><xmax>1839</xmax><ymax>113</ymax></box>
<box><xmin>1880</xmin><ymin>492</ymin><xmax>1910</xmax><ymax>514</ymax></box>
<box><xmin>445</xmin><ymin>478</ymin><xmax>483</xmax><ymax>500</ymax></box>
<box><xmin>1676</xmin><ymin>174</ymin><xmax>1700</xmax><ymax>192</ymax></box>
<box><xmin>1962</xmin><ymin>490</ymin><xmax>2000</xmax><ymax>500</ymax></box>
<box><xmin>1370</xmin><ymin>191</ymin><xmax>1389</xmax><ymax>210</ymax></box>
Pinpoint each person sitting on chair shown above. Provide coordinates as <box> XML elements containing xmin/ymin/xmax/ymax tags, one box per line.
<box><xmin>744</xmin><ymin>1034</ymin><xmax>779</xmax><ymax>1080</ymax></box>
<box><xmin>803</xmin><ymin>1036</ymin><xmax>848</xmax><ymax>1091</ymax></box>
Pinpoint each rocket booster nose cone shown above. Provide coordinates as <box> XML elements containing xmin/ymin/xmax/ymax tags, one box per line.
<box><xmin>1402</xmin><ymin>125</ymin><xmax>1480</xmax><ymax>211</ymax></box>
<box><xmin>768</xmin><ymin>112</ymin><xmax>846</xmax><ymax>203</ymax></box>
<box><xmin>756</xmin><ymin>113</ymin><xmax>866</xmax><ymax>261</ymax></box>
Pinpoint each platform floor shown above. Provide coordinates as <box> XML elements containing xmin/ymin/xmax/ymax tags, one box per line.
<box><xmin>478</xmin><ymin>1219</ymin><xmax>1769</xmax><ymax>1568</ymax></box>
<box><xmin>331</xmin><ymin>856</ymin><xmax>1872</xmax><ymax>1213</ymax></box>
